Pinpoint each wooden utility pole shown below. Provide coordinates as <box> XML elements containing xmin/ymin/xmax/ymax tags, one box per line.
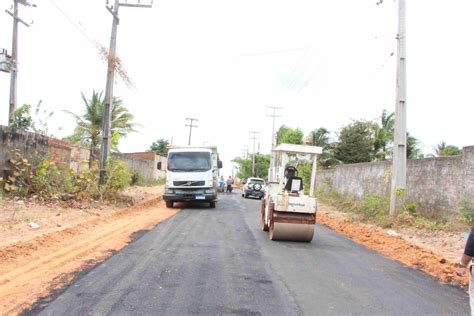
<box><xmin>390</xmin><ymin>0</ymin><xmax>407</xmax><ymax>216</ymax></box>
<box><xmin>99</xmin><ymin>0</ymin><xmax>152</xmax><ymax>184</ymax></box>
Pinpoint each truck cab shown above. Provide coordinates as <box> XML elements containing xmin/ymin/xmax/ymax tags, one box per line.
<box><xmin>162</xmin><ymin>147</ymin><xmax>222</xmax><ymax>208</ymax></box>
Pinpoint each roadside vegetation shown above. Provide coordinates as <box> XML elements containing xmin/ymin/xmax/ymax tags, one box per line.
<box><xmin>0</xmin><ymin>150</ymin><xmax>132</xmax><ymax>202</ymax></box>
<box><xmin>1</xmin><ymin>90</ymin><xmax>161</xmax><ymax>203</ymax></box>
<box><xmin>316</xmin><ymin>180</ymin><xmax>471</xmax><ymax>232</ymax></box>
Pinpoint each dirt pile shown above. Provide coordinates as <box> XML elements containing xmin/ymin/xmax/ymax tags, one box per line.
<box><xmin>0</xmin><ymin>186</ymin><xmax>178</xmax><ymax>315</ymax></box>
<box><xmin>318</xmin><ymin>206</ymin><xmax>469</xmax><ymax>287</ymax></box>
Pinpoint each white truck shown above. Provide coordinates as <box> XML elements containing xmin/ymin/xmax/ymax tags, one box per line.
<box><xmin>161</xmin><ymin>146</ymin><xmax>222</xmax><ymax>208</ymax></box>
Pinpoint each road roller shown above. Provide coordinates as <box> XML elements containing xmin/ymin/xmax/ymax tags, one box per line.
<box><xmin>261</xmin><ymin>143</ymin><xmax>322</xmax><ymax>242</ymax></box>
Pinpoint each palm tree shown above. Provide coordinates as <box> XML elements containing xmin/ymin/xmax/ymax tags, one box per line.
<box><xmin>374</xmin><ymin>110</ymin><xmax>395</xmax><ymax>160</ymax></box>
<box><xmin>66</xmin><ymin>90</ymin><xmax>137</xmax><ymax>168</ymax></box>
<box><xmin>307</xmin><ymin>128</ymin><xmax>330</xmax><ymax>148</ymax></box>
<box><xmin>435</xmin><ymin>141</ymin><xmax>461</xmax><ymax>157</ymax></box>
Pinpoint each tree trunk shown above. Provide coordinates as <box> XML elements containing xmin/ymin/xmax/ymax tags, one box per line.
<box><xmin>89</xmin><ymin>138</ymin><xmax>97</xmax><ymax>169</ymax></box>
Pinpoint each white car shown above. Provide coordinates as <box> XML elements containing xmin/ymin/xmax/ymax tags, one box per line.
<box><xmin>242</xmin><ymin>177</ymin><xmax>266</xmax><ymax>199</ymax></box>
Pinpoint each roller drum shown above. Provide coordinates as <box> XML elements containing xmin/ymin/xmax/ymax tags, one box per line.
<box><xmin>269</xmin><ymin>222</ymin><xmax>314</xmax><ymax>242</ymax></box>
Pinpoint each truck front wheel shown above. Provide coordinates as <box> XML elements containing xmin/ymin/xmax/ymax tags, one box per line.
<box><xmin>210</xmin><ymin>201</ymin><xmax>216</xmax><ymax>208</ymax></box>
<box><xmin>166</xmin><ymin>201</ymin><xmax>174</xmax><ymax>208</ymax></box>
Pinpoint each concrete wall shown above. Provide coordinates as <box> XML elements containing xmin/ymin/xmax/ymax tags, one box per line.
<box><xmin>124</xmin><ymin>152</ymin><xmax>167</xmax><ymax>180</ymax></box>
<box><xmin>0</xmin><ymin>126</ymin><xmax>160</xmax><ymax>183</ymax></box>
<box><xmin>316</xmin><ymin>146</ymin><xmax>474</xmax><ymax>219</ymax></box>
<box><xmin>0</xmin><ymin>126</ymin><xmax>49</xmax><ymax>177</ymax></box>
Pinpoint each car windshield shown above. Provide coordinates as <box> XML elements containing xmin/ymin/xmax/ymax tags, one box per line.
<box><xmin>249</xmin><ymin>179</ymin><xmax>264</xmax><ymax>184</ymax></box>
<box><xmin>167</xmin><ymin>152</ymin><xmax>211</xmax><ymax>172</ymax></box>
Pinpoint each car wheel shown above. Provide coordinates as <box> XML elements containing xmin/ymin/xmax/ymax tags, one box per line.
<box><xmin>210</xmin><ymin>201</ymin><xmax>216</xmax><ymax>208</ymax></box>
<box><xmin>166</xmin><ymin>201</ymin><xmax>173</xmax><ymax>208</ymax></box>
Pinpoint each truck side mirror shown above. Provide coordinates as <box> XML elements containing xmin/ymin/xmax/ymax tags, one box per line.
<box><xmin>157</xmin><ymin>162</ymin><xmax>162</xmax><ymax>170</ymax></box>
<box><xmin>218</xmin><ymin>160</ymin><xmax>223</xmax><ymax>169</ymax></box>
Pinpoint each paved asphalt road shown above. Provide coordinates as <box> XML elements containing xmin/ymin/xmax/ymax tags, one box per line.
<box><xmin>36</xmin><ymin>192</ymin><xmax>469</xmax><ymax>315</ymax></box>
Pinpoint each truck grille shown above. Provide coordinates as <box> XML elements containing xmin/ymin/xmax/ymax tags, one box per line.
<box><xmin>173</xmin><ymin>181</ymin><xmax>205</xmax><ymax>186</ymax></box>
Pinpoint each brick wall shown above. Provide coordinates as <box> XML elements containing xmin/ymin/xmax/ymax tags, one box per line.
<box><xmin>48</xmin><ymin>137</ymin><xmax>72</xmax><ymax>167</ymax></box>
<box><xmin>125</xmin><ymin>152</ymin><xmax>156</xmax><ymax>161</ymax></box>
<box><xmin>316</xmin><ymin>146</ymin><xmax>474</xmax><ymax>219</ymax></box>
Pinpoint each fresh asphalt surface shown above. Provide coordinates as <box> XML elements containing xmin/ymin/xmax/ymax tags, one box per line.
<box><xmin>36</xmin><ymin>191</ymin><xmax>469</xmax><ymax>315</ymax></box>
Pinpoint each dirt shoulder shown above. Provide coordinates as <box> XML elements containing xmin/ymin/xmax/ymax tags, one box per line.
<box><xmin>318</xmin><ymin>202</ymin><xmax>469</xmax><ymax>287</ymax></box>
<box><xmin>0</xmin><ymin>185</ymin><xmax>178</xmax><ymax>315</ymax></box>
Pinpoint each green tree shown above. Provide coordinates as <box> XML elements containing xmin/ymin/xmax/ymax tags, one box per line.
<box><xmin>334</xmin><ymin>120</ymin><xmax>377</xmax><ymax>164</ymax></box>
<box><xmin>407</xmin><ymin>133</ymin><xmax>423</xmax><ymax>159</ymax></box>
<box><xmin>435</xmin><ymin>141</ymin><xmax>461</xmax><ymax>157</ymax></box>
<box><xmin>374</xmin><ymin>110</ymin><xmax>395</xmax><ymax>160</ymax></box>
<box><xmin>306</xmin><ymin>127</ymin><xmax>339</xmax><ymax>168</ymax></box>
<box><xmin>233</xmin><ymin>154</ymin><xmax>270</xmax><ymax>180</ymax></box>
<box><xmin>276</xmin><ymin>126</ymin><xmax>304</xmax><ymax>145</ymax></box>
<box><xmin>66</xmin><ymin>90</ymin><xmax>137</xmax><ymax>168</ymax></box>
<box><xmin>307</xmin><ymin>127</ymin><xmax>330</xmax><ymax>147</ymax></box>
<box><xmin>9</xmin><ymin>104</ymin><xmax>34</xmax><ymax>131</ymax></box>
<box><xmin>149</xmin><ymin>138</ymin><xmax>170</xmax><ymax>156</ymax></box>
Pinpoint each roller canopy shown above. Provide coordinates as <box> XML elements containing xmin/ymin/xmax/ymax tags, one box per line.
<box><xmin>273</xmin><ymin>144</ymin><xmax>322</xmax><ymax>155</ymax></box>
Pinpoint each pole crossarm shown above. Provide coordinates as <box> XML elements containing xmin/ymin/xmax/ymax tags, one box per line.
<box><xmin>119</xmin><ymin>3</ymin><xmax>152</xmax><ymax>8</ymax></box>
<box><xmin>5</xmin><ymin>9</ymin><xmax>31</xmax><ymax>27</ymax></box>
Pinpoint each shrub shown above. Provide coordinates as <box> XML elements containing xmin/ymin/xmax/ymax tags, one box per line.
<box><xmin>32</xmin><ymin>159</ymin><xmax>73</xmax><ymax>196</ymax></box>
<box><xmin>459</xmin><ymin>197</ymin><xmax>472</xmax><ymax>225</ymax></box>
<box><xmin>72</xmin><ymin>165</ymin><xmax>100</xmax><ymax>200</ymax></box>
<box><xmin>100</xmin><ymin>158</ymin><xmax>132</xmax><ymax>198</ymax></box>
<box><xmin>131</xmin><ymin>170</ymin><xmax>145</xmax><ymax>186</ymax></box>
<box><xmin>404</xmin><ymin>203</ymin><xmax>418</xmax><ymax>217</ymax></box>
<box><xmin>0</xmin><ymin>150</ymin><xmax>32</xmax><ymax>197</ymax></box>
<box><xmin>356</xmin><ymin>195</ymin><xmax>390</xmax><ymax>225</ymax></box>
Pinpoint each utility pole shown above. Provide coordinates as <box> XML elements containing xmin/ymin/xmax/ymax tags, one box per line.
<box><xmin>267</xmin><ymin>106</ymin><xmax>282</xmax><ymax>182</ymax></box>
<box><xmin>250</xmin><ymin>131</ymin><xmax>259</xmax><ymax>177</ymax></box>
<box><xmin>242</xmin><ymin>145</ymin><xmax>249</xmax><ymax>159</ymax></box>
<box><xmin>185</xmin><ymin>118</ymin><xmax>198</xmax><ymax>146</ymax></box>
<box><xmin>390</xmin><ymin>0</ymin><xmax>407</xmax><ymax>216</ymax></box>
<box><xmin>6</xmin><ymin>0</ymin><xmax>33</xmax><ymax>124</ymax></box>
<box><xmin>99</xmin><ymin>0</ymin><xmax>152</xmax><ymax>184</ymax></box>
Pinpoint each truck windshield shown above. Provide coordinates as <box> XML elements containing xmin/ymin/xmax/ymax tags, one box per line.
<box><xmin>167</xmin><ymin>152</ymin><xmax>211</xmax><ymax>172</ymax></box>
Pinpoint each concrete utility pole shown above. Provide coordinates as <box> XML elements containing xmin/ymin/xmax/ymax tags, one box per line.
<box><xmin>390</xmin><ymin>0</ymin><xmax>407</xmax><ymax>216</ymax></box>
<box><xmin>242</xmin><ymin>145</ymin><xmax>249</xmax><ymax>159</ymax></box>
<box><xmin>250</xmin><ymin>131</ymin><xmax>259</xmax><ymax>177</ymax></box>
<box><xmin>185</xmin><ymin>118</ymin><xmax>198</xmax><ymax>146</ymax></box>
<box><xmin>6</xmin><ymin>0</ymin><xmax>33</xmax><ymax>124</ymax></box>
<box><xmin>267</xmin><ymin>106</ymin><xmax>282</xmax><ymax>182</ymax></box>
<box><xmin>99</xmin><ymin>0</ymin><xmax>152</xmax><ymax>184</ymax></box>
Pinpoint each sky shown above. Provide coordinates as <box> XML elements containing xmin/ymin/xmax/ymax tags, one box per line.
<box><xmin>1</xmin><ymin>0</ymin><xmax>474</xmax><ymax>177</ymax></box>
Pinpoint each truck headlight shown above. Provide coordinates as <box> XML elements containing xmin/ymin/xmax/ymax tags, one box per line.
<box><xmin>165</xmin><ymin>186</ymin><xmax>174</xmax><ymax>194</ymax></box>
